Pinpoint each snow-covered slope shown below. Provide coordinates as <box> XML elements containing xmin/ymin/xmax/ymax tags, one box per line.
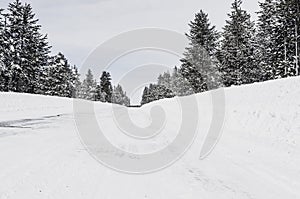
<box><xmin>0</xmin><ymin>77</ymin><xmax>300</xmax><ymax>199</ymax></box>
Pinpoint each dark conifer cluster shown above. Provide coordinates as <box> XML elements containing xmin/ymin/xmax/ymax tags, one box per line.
<box><xmin>0</xmin><ymin>0</ymin><xmax>299</xmax><ymax>106</ymax></box>
<box><xmin>0</xmin><ymin>0</ymin><xmax>130</xmax><ymax>106</ymax></box>
<box><xmin>141</xmin><ymin>0</ymin><xmax>300</xmax><ymax>105</ymax></box>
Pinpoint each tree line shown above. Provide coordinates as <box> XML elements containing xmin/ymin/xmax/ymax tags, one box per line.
<box><xmin>141</xmin><ymin>0</ymin><xmax>300</xmax><ymax>105</ymax></box>
<box><xmin>78</xmin><ymin>69</ymin><xmax>130</xmax><ymax>106</ymax></box>
<box><xmin>0</xmin><ymin>0</ymin><xmax>299</xmax><ymax>106</ymax></box>
<box><xmin>0</xmin><ymin>0</ymin><xmax>130</xmax><ymax>106</ymax></box>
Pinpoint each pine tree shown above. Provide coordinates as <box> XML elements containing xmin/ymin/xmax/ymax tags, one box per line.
<box><xmin>3</xmin><ymin>0</ymin><xmax>51</xmax><ymax>93</ymax></box>
<box><xmin>44</xmin><ymin>53</ymin><xmax>73</xmax><ymax>97</ymax></box>
<box><xmin>141</xmin><ymin>83</ymin><xmax>175</xmax><ymax>105</ymax></box>
<box><xmin>275</xmin><ymin>0</ymin><xmax>300</xmax><ymax>77</ymax></box>
<box><xmin>100</xmin><ymin>71</ymin><xmax>113</xmax><ymax>103</ymax></box>
<box><xmin>180</xmin><ymin>10</ymin><xmax>220</xmax><ymax>92</ymax></box>
<box><xmin>95</xmin><ymin>84</ymin><xmax>106</xmax><ymax>102</ymax></box>
<box><xmin>0</xmin><ymin>60</ymin><xmax>4</xmax><ymax>91</ymax></box>
<box><xmin>71</xmin><ymin>65</ymin><xmax>81</xmax><ymax>98</ymax></box>
<box><xmin>186</xmin><ymin>10</ymin><xmax>220</xmax><ymax>57</ymax></box>
<box><xmin>157</xmin><ymin>71</ymin><xmax>172</xmax><ymax>89</ymax></box>
<box><xmin>141</xmin><ymin>86</ymin><xmax>149</xmax><ymax>105</ymax></box>
<box><xmin>79</xmin><ymin>69</ymin><xmax>97</xmax><ymax>100</ymax></box>
<box><xmin>0</xmin><ymin>9</ymin><xmax>5</xmax><ymax>91</ymax></box>
<box><xmin>112</xmin><ymin>84</ymin><xmax>130</xmax><ymax>106</ymax></box>
<box><xmin>257</xmin><ymin>0</ymin><xmax>300</xmax><ymax>79</ymax></box>
<box><xmin>219</xmin><ymin>0</ymin><xmax>260</xmax><ymax>86</ymax></box>
<box><xmin>257</xmin><ymin>0</ymin><xmax>278</xmax><ymax>80</ymax></box>
<box><xmin>1</xmin><ymin>0</ymin><xmax>24</xmax><ymax>92</ymax></box>
<box><xmin>170</xmin><ymin>66</ymin><xmax>194</xmax><ymax>96</ymax></box>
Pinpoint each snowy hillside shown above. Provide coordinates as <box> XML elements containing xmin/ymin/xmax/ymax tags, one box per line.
<box><xmin>0</xmin><ymin>77</ymin><xmax>300</xmax><ymax>199</ymax></box>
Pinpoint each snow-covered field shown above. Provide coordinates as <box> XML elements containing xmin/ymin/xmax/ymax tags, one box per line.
<box><xmin>0</xmin><ymin>77</ymin><xmax>300</xmax><ymax>199</ymax></box>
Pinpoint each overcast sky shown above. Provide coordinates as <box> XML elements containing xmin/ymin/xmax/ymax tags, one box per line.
<box><xmin>0</xmin><ymin>0</ymin><xmax>260</xmax><ymax>104</ymax></box>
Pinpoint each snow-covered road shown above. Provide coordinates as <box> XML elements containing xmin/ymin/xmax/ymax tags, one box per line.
<box><xmin>0</xmin><ymin>77</ymin><xmax>300</xmax><ymax>199</ymax></box>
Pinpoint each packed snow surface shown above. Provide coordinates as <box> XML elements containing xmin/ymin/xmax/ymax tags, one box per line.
<box><xmin>0</xmin><ymin>77</ymin><xmax>300</xmax><ymax>199</ymax></box>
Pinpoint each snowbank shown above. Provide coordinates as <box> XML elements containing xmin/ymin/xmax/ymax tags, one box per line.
<box><xmin>0</xmin><ymin>76</ymin><xmax>299</xmax><ymax>199</ymax></box>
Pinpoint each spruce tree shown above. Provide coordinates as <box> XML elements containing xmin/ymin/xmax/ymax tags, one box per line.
<box><xmin>0</xmin><ymin>9</ymin><xmax>5</xmax><ymax>91</ymax></box>
<box><xmin>1</xmin><ymin>0</ymin><xmax>23</xmax><ymax>92</ymax></box>
<box><xmin>180</xmin><ymin>10</ymin><xmax>220</xmax><ymax>92</ymax></box>
<box><xmin>3</xmin><ymin>0</ymin><xmax>51</xmax><ymax>93</ymax></box>
<box><xmin>80</xmin><ymin>69</ymin><xmax>97</xmax><ymax>100</ymax></box>
<box><xmin>257</xmin><ymin>0</ymin><xmax>278</xmax><ymax>80</ymax></box>
<box><xmin>141</xmin><ymin>87</ymin><xmax>149</xmax><ymax>105</ymax></box>
<box><xmin>141</xmin><ymin>83</ymin><xmax>174</xmax><ymax>105</ymax></box>
<box><xmin>219</xmin><ymin>0</ymin><xmax>260</xmax><ymax>86</ymax></box>
<box><xmin>100</xmin><ymin>71</ymin><xmax>113</xmax><ymax>103</ymax></box>
<box><xmin>170</xmin><ymin>66</ymin><xmax>194</xmax><ymax>96</ymax></box>
<box><xmin>257</xmin><ymin>0</ymin><xmax>300</xmax><ymax>79</ymax></box>
<box><xmin>112</xmin><ymin>84</ymin><xmax>130</xmax><ymax>106</ymax></box>
<box><xmin>186</xmin><ymin>10</ymin><xmax>220</xmax><ymax>57</ymax></box>
<box><xmin>275</xmin><ymin>0</ymin><xmax>300</xmax><ymax>77</ymax></box>
<box><xmin>71</xmin><ymin>65</ymin><xmax>81</xmax><ymax>98</ymax></box>
<box><xmin>95</xmin><ymin>84</ymin><xmax>106</xmax><ymax>102</ymax></box>
<box><xmin>157</xmin><ymin>71</ymin><xmax>172</xmax><ymax>89</ymax></box>
<box><xmin>44</xmin><ymin>53</ymin><xmax>73</xmax><ymax>97</ymax></box>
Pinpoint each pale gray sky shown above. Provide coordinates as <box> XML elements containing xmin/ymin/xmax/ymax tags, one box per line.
<box><xmin>0</xmin><ymin>0</ymin><xmax>260</xmax><ymax>104</ymax></box>
<box><xmin>0</xmin><ymin>0</ymin><xmax>260</xmax><ymax>66</ymax></box>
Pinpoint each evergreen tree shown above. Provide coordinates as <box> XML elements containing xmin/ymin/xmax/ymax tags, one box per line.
<box><xmin>157</xmin><ymin>71</ymin><xmax>172</xmax><ymax>88</ymax></box>
<box><xmin>0</xmin><ymin>1</ymin><xmax>23</xmax><ymax>92</ymax></box>
<box><xmin>257</xmin><ymin>0</ymin><xmax>278</xmax><ymax>80</ymax></box>
<box><xmin>170</xmin><ymin>66</ymin><xmax>194</xmax><ymax>96</ymax></box>
<box><xmin>180</xmin><ymin>10</ymin><xmax>220</xmax><ymax>92</ymax></box>
<box><xmin>44</xmin><ymin>53</ymin><xmax>73</xmax><ymax>97</ymax></box>
<box><xmin>95</xmin><ymin>84</ymin><xmax>106</xmax><ymax>102</ymax></box>
<box><xmin>257</xmin><ymin>0</ymin><xmax>300</xmax><ymax>79</ymax></box>
<box><xmin>3</xmin><ymin>0</ymin><xmax>51</xmax><ymax>93</ymax></box>
<box><xmin>79</xmin><ymin>69</ymin><xmax>97</xmax><ymax>100</ymax></box>
<box><xmin>100</xmin><ymin>71</ymin><xmax>113</xmax><ymax>103</ymax></box>
<box><xmin>112</xmin><ymin>84</ymin><xmax>130</xmax><ymax>106</ymax></box>
<box><xmin>141</xmin><ymin>83</ymin><xmax>175</xmax><ymax>105</ymax></box>
<box><xmin>186</xmin><ymin>10</ymin><xmax>220</xmax><ymax>57</ymax></box>
<box><xmin>219</xmin><ymin>0</ymin><xmax>260</xmax><ymax>86</ymax></box>
<box><xmin>180</xmin><ymin>56</ymin><xmax>208</xmax><ymax>93</ymax></box>
<box><xmin>274</xmin><ymin>0</ymin><xmax>299</xmax><ymax>77</ymax></box>
<box><xmin>0</xmin><ymin>61</ymin><xmax>4</xmax><ymax>91</ymax></box>
<box><xmin>71</xmin><ymin>65</ymin><xmax>81</xmax><ymax>98</ymax></box>
<box><xmin>141</xmin><ymin>87</ymin><xmax>149</xmax><ymax>105</ymax></box>
<box><xmin>0</xmin><ymin>9</ymin><xmax>5</xmax><ymax>91</ymax></box>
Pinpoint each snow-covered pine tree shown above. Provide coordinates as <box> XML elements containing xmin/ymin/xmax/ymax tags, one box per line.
<box><xmin>275</xmin><ymin>0</ymin><xmax>300</xmax><ymax>77</ymax></box>
<box><xmin>44</xmin><ymin>53</ymin><xmax>73</xmax><ymax>98</ymax></box>
<box><xmin>112</xmin><ymin>84</ymin><xmax>130</xmax><ymax>106</ymax></box>
<box><xmin>71</xmin><ymin>65</ymin><xmax>81</xmax><ymax>98</ymax></box>
<box><xmin>141</xmin><ymin>83</ymin><xmax>175</xmax><ymax>105</ymax></box>
<box><xmin>0</xmin><ymin>9</ymin><xmax>5</xmax><ymax>91</ymax></box>
<box><xmin>157</xmin><ymin>71</ymin><xmax>172</xmax><ymax>88</ymax></box>
<box><xmin>146</xmin><ymin>84</ymin><xmax>156</xmax><ymax>103</ymax></box>
<box><xmin>296</xmin><ymin>0</ymin><xmax>300</xmax><ymax>76</ymax></box>
<box><xmin>219</xmin><ymin>0</ymin><xmax>260</xmax><ymax>86</ymax></box>
<box><xmin>180</xmin><ymin>10</ymin><xmax>220</xmax><ymax>92</ymax></box>
<box><xmin>180</xmin><ymin>58</ymin><xmax>207</xmax><ymax>92</ymax></box>
<box><xmin>100</xmin><ymin>71</ymin><xmax>113</xmax><ymax>103</ymax></box>
<box><xmin>4</xmin><ymin>0</ymin><xmax>51</xmax><ymax>93</ymax></box>
<box><xmin>95</xmin><ymin>84</ymin><xmax>106</xmax><ymax>102</ymax></box>
<box><xmin>1</xmin><ymin>0</ymin><xmax>23</xmax><ymax>92</ymax></box>
<box><xmin>257</xmin><ymin>0</ymin><xmax>278</xmax><ymax>80</ymax></box>
<box><xmin>79</xmin><ymin>69</ymin><xmax>97</xmax><ymax>100</ymax></box>
<box><xmin>257</xmin><ymin>0</ymin><xmax>300</xmax><ymax>79</ymax></box>
<box><xmin>170</xmin><ymin>66</ymin><xmax>194</xmax><ymax>96</ymax></box>
<box><xmin>186</xmin><ymin>10</ymin><xmax>220</xmax><ymax>57</ymax></box>
<box><xmin>141</xmin><ymin>86</ymin><xmax>149</xmax><ymax>105</ymax></box>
